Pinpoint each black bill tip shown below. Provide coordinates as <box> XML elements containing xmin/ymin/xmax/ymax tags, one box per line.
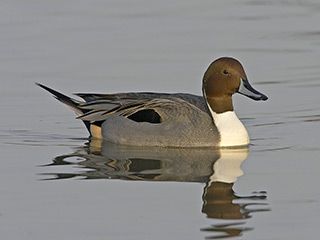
<box><xmin>238</xmin><ymin>78</ymin><xmax>268</xmax><ymax>101</ymax></box>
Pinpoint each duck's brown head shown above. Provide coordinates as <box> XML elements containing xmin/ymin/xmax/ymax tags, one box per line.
<box><xmin>202</xmin><ymin>57</ymin><xmax>267</xmax><ymax>113</ymax></box>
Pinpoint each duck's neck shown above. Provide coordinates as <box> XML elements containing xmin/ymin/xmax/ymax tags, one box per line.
<box><xmin>206</xmin><ymin>97</ymin><xmax>249</xmax><ymax>147</ymax></box>
<box><xmin>206</xmin><ymin>96</ymin><xmax>233</xmax><ymax>114</ymax></box>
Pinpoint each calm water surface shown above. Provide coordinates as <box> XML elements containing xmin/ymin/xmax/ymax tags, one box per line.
<box><xmin>1</xmin><ymin>1</ymin><xmax>320</xmax><ymax>239</ymax></box>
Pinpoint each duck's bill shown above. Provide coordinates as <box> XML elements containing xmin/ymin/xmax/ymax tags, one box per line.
<box><xmin>237</xmin><ymin>78</ymin><xmax>268</xmax><ymax>101</ymax></box>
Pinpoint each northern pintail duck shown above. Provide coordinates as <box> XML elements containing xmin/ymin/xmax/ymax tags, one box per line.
<box><xmin>37</xmin><ymin>57</ymin><xmax>267</xmax><ymax>147</ymax></box>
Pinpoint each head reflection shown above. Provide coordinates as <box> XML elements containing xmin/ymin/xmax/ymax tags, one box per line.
<box><xmin>43</xmin><ymin>139</ymin><xmax>269</xmax><ymax>239</ymax></box>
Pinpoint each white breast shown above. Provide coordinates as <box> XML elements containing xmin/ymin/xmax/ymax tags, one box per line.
<box><xmin>209</xmin><ymin>109</ymin><xmax>249</xmax><ymax>147</ymax></box>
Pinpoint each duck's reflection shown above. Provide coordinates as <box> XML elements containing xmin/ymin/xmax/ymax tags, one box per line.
<box><xmin>43</xmin><ymin>139</ymin><xmax>269</xmax><ymax>239</ymax></box>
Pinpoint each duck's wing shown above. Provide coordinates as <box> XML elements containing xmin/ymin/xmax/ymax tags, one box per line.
<box><xmin>75</xmin><ymin>92</ymin><xmax>208</xmax><ymax>113</ymax></box>
<box><xmin>77</xmin><ymin>97</ymin><xmax>206</xmax><ymax>124</ymax></box>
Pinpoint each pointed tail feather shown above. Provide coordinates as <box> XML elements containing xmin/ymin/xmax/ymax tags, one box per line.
<box><xmin>36</xmin><ymin>83</ymin><xmax>84</xmax><ymax>115</ymax></box>
<box><xmin>36</xmin><ymin>83</ymin><xmax>91</xmax><ymax>133</ymax></box>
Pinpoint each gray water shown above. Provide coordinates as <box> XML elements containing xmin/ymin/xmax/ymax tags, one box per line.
<box><xmin>1</xmin><ymin>1</ymin><xmax>320</xmax><ymax>239</ymax></box>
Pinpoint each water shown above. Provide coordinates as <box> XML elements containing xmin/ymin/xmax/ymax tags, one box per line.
<box><xmin>1</xmin><ymin>1</ymin><xmax>320</xmax><ymax>239</ymax></box>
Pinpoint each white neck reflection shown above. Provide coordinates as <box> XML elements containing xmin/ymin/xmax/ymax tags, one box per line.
<box><xmin>210</xmin><ymin>148</ymin><xmax>249</xmax><ymax>184</ymax></box>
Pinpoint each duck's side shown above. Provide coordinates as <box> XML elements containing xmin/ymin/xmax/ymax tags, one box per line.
<box><xmin>97</xmin><ymin>98</ymin><xmax>220</xmax><ymax>147</ymax></box>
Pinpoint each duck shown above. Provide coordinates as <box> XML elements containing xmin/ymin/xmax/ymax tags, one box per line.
<box><xmin>37</xmin><ymin>57</ymin><xmax>267</xmax><ymax>148</ymax></box>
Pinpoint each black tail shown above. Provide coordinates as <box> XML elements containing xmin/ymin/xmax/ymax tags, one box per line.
<box><xmin>36</xmin><ymin>83</ymin><xmax>82</xmax><ymax>112</ymax></box>
<box><xmin>36</xmin><ymin>83</ymin><xmax>91</xmax><ymax>133</ymax></box>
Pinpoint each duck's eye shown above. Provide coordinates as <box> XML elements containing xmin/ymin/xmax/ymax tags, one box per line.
<box><xmin>223</xmin><ymin>69</ymin><xmax>229</xmax><ymax>75</ymax></box>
